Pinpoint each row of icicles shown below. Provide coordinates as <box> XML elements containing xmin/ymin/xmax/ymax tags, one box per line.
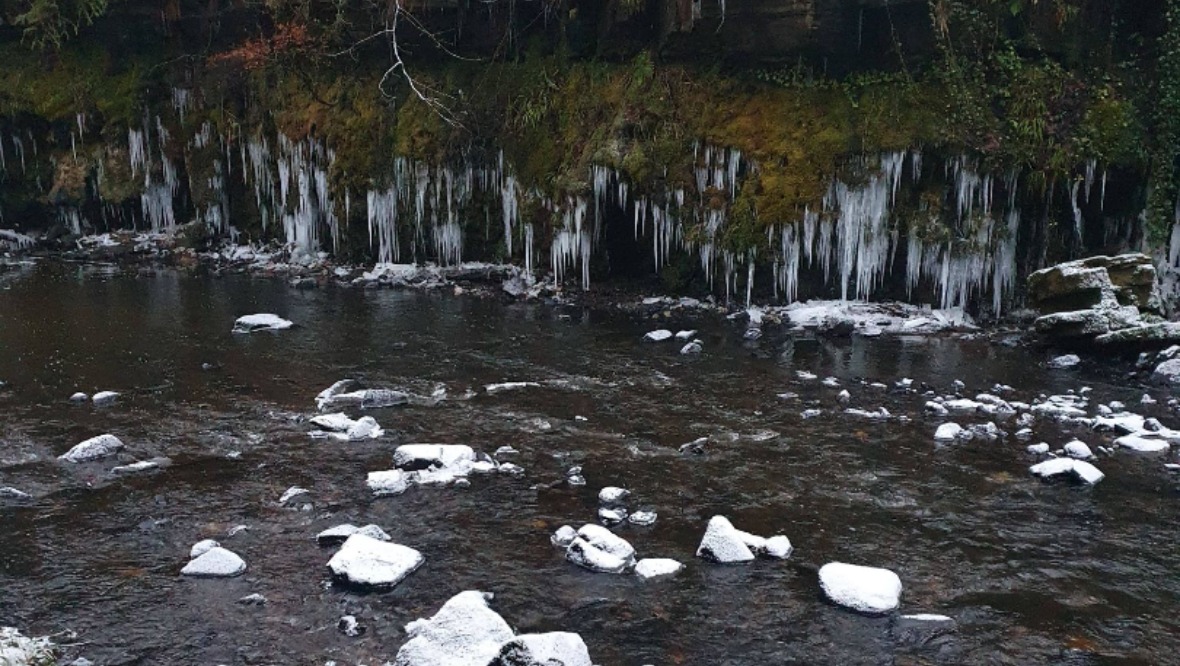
<box><xmin>0</xmin><ymin>113</ymin><xmax>1115</xmax><ymax>312</ymax></box>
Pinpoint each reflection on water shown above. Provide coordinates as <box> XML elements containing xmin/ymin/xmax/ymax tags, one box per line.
<box><xmin>0</xmin><ymin>262</ymin><xmax>1178</xmax><ymax>665</ymax></box>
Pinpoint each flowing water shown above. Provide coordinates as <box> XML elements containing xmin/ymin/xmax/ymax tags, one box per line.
<box><xmin>1</xmin><ymin>261</ymin><xmax>1179</xmax><ymax>665</ymax></box>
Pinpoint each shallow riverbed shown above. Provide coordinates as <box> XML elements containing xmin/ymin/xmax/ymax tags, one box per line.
<box><xmin>2</xmin><ymin>261</ymin><xmax>1179</xmax><ymax>665</ymax></box>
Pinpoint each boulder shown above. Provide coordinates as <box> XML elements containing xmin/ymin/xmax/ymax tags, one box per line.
<box><xmin>182</xmin><ymin>547</ymin><xmax>247</xmax><ymax>577</ymax></box>
<box><xmin>597</xmin><ymin>486</ymin><xmax>630</xmax><ymax>505</ymax></box>
<box><xmin>933</xmin><ymin>423</ymin><xmax>962</xmax><ymax>442</ymax></box>
<box><xmin>550</xmin><ymin>525</ymin><xmax>578</xmax><ymax>548</ymax></box>
<box><xmin>1028</xmin><ymin>254</ymin><xmax>1157</xmax><ymax>313</ymax></box>
<box><xmin>393</xmin><ymin>591</ymin><xmax>514</xmax><ymax>666</ymax></box>
<box><xmin>1153</xmin><ymin>358</ymin><xmax>1180</xmax><ymax>385</ymax></box>
<box><xmin>818</xmin><ymin>562</ymin><xmax>903</xmax><ymax>614</ymax></box>
<box><xmin>1095</xmin><ymin>322</ymin><xmax>1180</xmax><ymax>349</ymax></box>
<box><xmin>643</xmin><ymin>329</ymin><xmax>673</xmax><ymax>342</ymax></box>
<box><xmin>1063</xmin><ymin>440</ymin><xmax>1093</xmax><ymax>459</ymax></box>
<box><xmin>59</xmin><ymin>434</ymin><xmax>124</xmax><ymax>462</ymax></box>
<box><xmin>327</xmin><ymin>534</ymin><xmax>423</xmax><ymax>588</ymax></box>
<box><xmin>695</xmin><ymin>516</ymin><xmax>756</xmax><ymax>563</ymax></box>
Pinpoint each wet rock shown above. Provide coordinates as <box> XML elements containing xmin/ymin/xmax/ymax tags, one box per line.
<box><xmin>628</xmin><ymin>510</ymin><xmax>658</xmax><ymax>526</ymax></box>
<box><xmin>182</xmin><ymin>547</ymin><xmax>247</xmax><ymax>577</ymax></box>
<box><xmin>819</xmin><ymin>562</ymin><xmax>903</xmax><ymax>614</ymax></box>
<box><xmin>393</xmin><ymin>591</ymin><xmax>514</xmax><ymax>666</ymax></box>
<box><xmin>0</xmin><ymin>487</ymin><xmax>31</xmax><ymax>501</ymax></box>
<box><xmin>1048</xmin><ymin>354</ymin><xmax>1080</xmax><ymax>369</ymax></box>
<box><xmin>643</xmin><ymin>329</ymin><xmax>673</xmax><ymax>342</ymax></box>
<box><xmin>232</xmin><ymin>313</ymin><xmax>293</xmax><ymax>333</ymax></box>
<box><xmin>338</xmin><ymin>615</ymin><xmax>364</xmax><ymax>637</ymax></box>
<box><xmin>934</xmin><ymin>423</ymin><xmax>963</xmax><ymax>442</ymax></box>
<box><xmin>490</xmin><ymin>633</ymin><xmax>592</xmax><ymax>666</ymax></box>
<box><xmin>1029</xmin><ymin>458</ymin><xmax>1105</xmax><ymax>484</ymax></box>
<box><xmin>634</xmin><ymin>558</ymin><xmax>684</xmax><ymax>579</ymax></box>
<box><xmin>327</xmin><ymin>534</ymin><xmax>423</xmax><ymax>588</ymax></box>
<box><xmin>368</xmin><ymin>470</ymin><xmax>409</xmax><ymax>496</ymax></box>
<box><xmin>1152</xmin><ymin>358</ymin><xmax>1180</xmax><ymax>385</ymax></box>
<box><xmin>92</xmin><ymin>391</ymin><xmax>120</xmax><ymax>406</ymax></box>
<box><xmin>1114</xmin><ymin>433</ymin><xmax>1170</xmax><ymax>452</ymax></box>
<box><xmin>892</xmin><ymin>614</ymin><xmax>957</xmax><ymax>646</ymax></box>
<box><xmin>485</xmin><ymin>382</ymin><xmax>542</xmax><ymax>394</ymax></box>
<box><xmin>190</xmin><ymin>539</ymin><xmax>220</xmax><ymax>559</ymax></box>
<box><xmin>237</xmin><ymin>593</ymin><xmax>267</xmax><ymax>606</ymax></box>
<box><xmin>280</xmin><ymin>486</ymin><xmax>310</xmax><ymax>505</ymax></box>
<box><xmin>111</xmin><ymin>457</ymin><xmax>169</xmax><ymax>474</ymax></box>
<box><xmin>59</xmin><ymin>434</ymin><xmax>124</xmax><ymax>462</ymax></box>
<box><xmin>316</xmin><ymin>524</ymin><xmax>392</xmax><ymax>546</ymax></box>
<box><xmin>395</xmin><ymin>444</ymin><xmax>477</xmax><ymax>471</ymax></box>
<box><xmin>695</xmin><ymin>516</ymin><xmax>755</xmax><ymax>563</ymax></box>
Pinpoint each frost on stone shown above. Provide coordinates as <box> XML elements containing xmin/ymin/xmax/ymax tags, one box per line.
<box><xmin>1029</xmin><ymin>458</ymin><xmax>1104</xmax><ymax>484</ymax></box>
<box><xmin>1114</xmin><ymin>433</ymin><xmax>1170</xmax><ymax>452</ymax></box>
<box><xmin>182</xmin><ymin>547</ymin><xmax>247</xmax><ymax>577</ymax></box>
<box><xmin>634</xmin><ymin>558</ymin><xmax>685</xmax><ymax>579</ymax></box>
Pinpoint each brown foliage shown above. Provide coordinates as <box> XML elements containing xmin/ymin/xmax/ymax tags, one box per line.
<box><xmin>208</xmin><ymin>22</ymin><xmax>313</xmax><ymax>71</ymax></box>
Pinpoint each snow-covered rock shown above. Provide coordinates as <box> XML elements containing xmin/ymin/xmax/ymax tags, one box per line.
<box><xmin>634</xmin><ymin>558</ymin><xmax>684</xmax><ymax>579</ymax></box>
<box><xmin>764</xmin><ymin>535</ymin><xmax>794</xmax><ymax>559</ymax></box>
<box><xmin>111</xmin><ymin>458</ymin><xmax>167</xmax><ymax>474</ymax></box>
<box><xmin>643</xmin><ymin>329</ymin><xmax>673</xmax><ymax>342</ymax></box>
<box><xmin>576</xmin><ymin>525</ymin><xmax>635</xmax><ymax>563</ymax></box>
<box><xmin>675</xmin><ymin>330</ymin><xmax>697</xmax><ymax>340</ymax></box>
<box><xmin>680</xmin><ymin>340</ymin><xmax>703</xmax><ymax>355</ymax></box>
<box><xmin>315</xmin><ymin>380</ymin><xmax>357</xmax><ymax>410</ymax></box>
<box><xmin>59</xmin><ymin>434</ymin><xmax>124</xmax><ymax>462</ymax></box>
<box><xmin>0</xmin><ymin>627</ymin><xmax>56</xmax><ymax>665</ymax></box>
<box><xmin>695</xmin><ymin>516</ymin><xmax>755</xmax><ymax>563</ymax></box>
<box><xmin>280</xmin><ymin>486</ymin><xmax>310</xmax><ymax>504</ymax></box>
<box><xmin>338</xmin><ymin>615</ymin><xmax>363</xmax><ymax>637</ymax></box>
<box><xmin>327</xmin><ymin>388</ymin><xmax>409</xmax><ymax>409</ymax></box>
<box><xmin>393</xmin><ymin>591</ymin><xmax>514</xmax><ymax>666</ymax></box>
<box><xmin>924</xmin><ymin>401</ymin><xmax>948</xmax><ymax>416</ymax></box>
<box><xmin>232</xmin><ymin>313</ymin><xmax>293</xmax><ymax>333</ymax></box>
<box><xmin>69</xmin><ymin>392</ymin><xmax>89</xmax><ymax>403</ymax></box>
<box><xmin>92</xmin><ymin>390</ymin><xmax>120</xmax><ymax>405</ymax></box>
<box><xmin>1063</xmin><ymin>440</ymin><xmax>1093</xmax><ymax>460</ymax></box>
<box><xmin>181</xmin><ymin>547</ymin><xmax>247</xmax><ymax>577</ymax></box>
<box><xmin>934</xmin><ymin>423</ymin><xmax>963</xmax><ymax>442</ymax></box>
<box><xmin>1114</xmin><ymin>433</ymin><xmax>1171</xmax><ymax>452</ymax></box>
<box><xmin>310</xmin><ymin>412</ymin><xmax>355</xmax><ymax>432</ymax></box>
<box><xmin>598</xmin><ymin>486</ymin><xmax>630</xmax><ymax>505</ymax></box>
<box><xmin>1153</xmin><ymin>358</ymin><xmax>1180</xmax><ymax>385</ymax></box>
<box><xmin>597</xmin><ymin>507</ymin><xmax>627</xmax><ymax>524</ymax></box>
<box><xmin>394</xmin><ymin>444</ymin><xmax>476</xmax><ymax>471</ymax></box>
<box><xmin>628</xmin><ymin>510</ymin><xmax>658</xmax><ymax>526</ymax></box>
<box><xmin>316</xmin><ymin>524</ymin><xmax>392</xmax><ymax>546</ymax></box>
<box><xmin>1048</xmin><ymin>354</ymin><xmax>1080</xmax><ymax>369</ymax></box>
<box><xmin>1029</xmin><ymin>458</ymin><xmax>1105</xmax><ymax>484</ymax></box>
<box><xmin>368</xmin><ymin>469</ymin><xmax>410</xmax><ymax>496</ymax></box>
<box><xmin>565</xmin><ymin>538</ymin><xmax>628</xmax><ymax>574</ymax></box>
<box><xmin>493</xmin><ymin>633</ymin><xmax>592</xmax><ymax>666</ymax></box>
<box><xmin>551</xmin><ymin>525</ymin><xmax>578</xmax><ymax>548</ymax></box>
<box><xmin>484</xmin><ymin>381</ymin><xmax>542</xmax><ymax>394</ymax></box>
<box><xmin>327</xmin><ymin>534</ymin><xmax>423</xmax><ymax>588</ymax></box>
<box><xmin>190</xmin><ymin>539</ymin><xmax>220</xmax><ymax>559</ymax></box>
<box><xmin>819</xmin><ymin>562</ymin><xmax>903</xmax><ymax>614</ymax></box>
<box><xmin>1027</xmin><ymin>443</ymin><xmax>1051</xmax><ymax>455</ymax></box>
